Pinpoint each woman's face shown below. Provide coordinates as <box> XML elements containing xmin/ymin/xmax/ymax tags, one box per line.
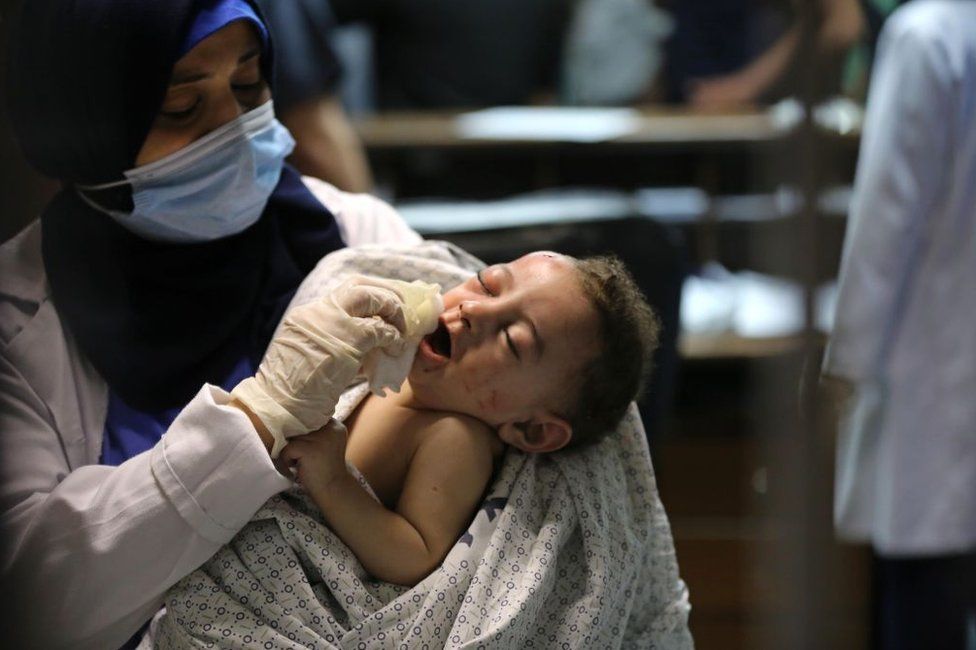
<box><xmin>135</xmin><ymin>21</ymin><xmax>270</xmax><ymax>166</ymax></box>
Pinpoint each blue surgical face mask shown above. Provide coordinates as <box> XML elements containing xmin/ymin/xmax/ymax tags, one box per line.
<box><xmin>77</xmin><ymin>101</ymin><xmax>295</xmax><ymax>243</ymax></box>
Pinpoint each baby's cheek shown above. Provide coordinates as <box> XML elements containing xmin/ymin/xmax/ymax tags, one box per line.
<box><xmin>475</xmin><ymin>388</ymin><xmax>506</xmax><ymax>414</ymax></box>
<box><xmin>460</xmin><ymin>365</ymin><xmax>510</xmax><ymax>414</ymax></box>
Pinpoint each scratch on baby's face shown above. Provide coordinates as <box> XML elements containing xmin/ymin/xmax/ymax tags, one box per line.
<box><xmin>476</xmin><ymin>389</ymin><xmax>500</xmax><ymax>413</ymax></box>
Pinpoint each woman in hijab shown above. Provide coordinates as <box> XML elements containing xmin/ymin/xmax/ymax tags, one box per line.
<box><xmin>0</xmin><ymin>0</ymin><xmax>419</xmax><ymax>646</ymax></box>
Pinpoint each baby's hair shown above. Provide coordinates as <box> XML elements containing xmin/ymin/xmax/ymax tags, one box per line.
<box><xmin>564</xmin><ymin>256</ymin><xmax>660</xmax><ymax>448</ymax></box>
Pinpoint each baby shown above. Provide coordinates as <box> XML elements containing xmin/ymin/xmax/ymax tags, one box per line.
<box><xmin>278</xmin><ymin>251</ymin><xmax>659</xmax><ymax>586</ymax></box>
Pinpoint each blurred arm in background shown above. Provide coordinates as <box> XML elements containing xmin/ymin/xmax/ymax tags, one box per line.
<box><xmin>256</xmin><ymin>0</ymin><xmax>372</xmax><ymax>192</ymax></box>
<box><xmin>687</xmin><ymin>0</ymin><xmax>865</xmax><ymax>108</ymax></box>
<box><xmin>282</xmin><ymin>94</ymin><xmax>372</xmax><ymax>193</ymax></box>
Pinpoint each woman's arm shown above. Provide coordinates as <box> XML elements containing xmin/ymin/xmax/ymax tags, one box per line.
<box><xmin>0</xmin><ymin>345</ymin><xmax>290</xmax><ymax>649</ymax></box>
<box><xmin>689</xmin><ymin>26</ymin><xmax>800</xmax><ymax>107</ymax></box>
<box><xmin>282</xmin><ymin>416</ymin><xmax>495</xmax><ymax>586</ymax></box>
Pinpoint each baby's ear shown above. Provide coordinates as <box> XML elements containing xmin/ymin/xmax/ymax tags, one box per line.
<box><xmin>498</xmin><ymin>414</ymin><xmax>572</xmax><ymax>453</ymax></box>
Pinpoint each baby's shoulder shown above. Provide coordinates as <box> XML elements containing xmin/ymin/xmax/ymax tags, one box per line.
<box><xmin>412</xmin><ymin>410</ymin><xmax>501</xmax><ymax>460</ymax></box>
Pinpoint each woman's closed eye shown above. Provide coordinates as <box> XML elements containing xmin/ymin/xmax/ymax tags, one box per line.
<box><xmin>233</xmin><ymin>80</ymin><xmax>263</xmax><ymax>92</ymax></box>
<box><xmin>232</xmin><ymin>76</ymin><xmax>268</xmax><ymax>110</ymax></box>
<box><xmin>157</xmin><ymin>72</ymin><xmax>266</xmax><ymax>124</ymax></box>
<box><xmin>161</xmin><ymin>103</ymin><xmax>199</xmax><ymax>122</ymax></box>
<box><xmin>159</xmin><ymin>90</ymin><xmax>201</xmax><ymax>122</ymax></box>
<box><xmin>232</xmin><ymin>73</ymin><xmax>267</xmax><ymax>95</ymax></box>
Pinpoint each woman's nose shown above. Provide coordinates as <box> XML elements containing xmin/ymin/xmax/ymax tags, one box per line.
<box><xmin>206</xmin><ymin>87</ymin><xmax>247</xmax><ymax>133</ymax></box>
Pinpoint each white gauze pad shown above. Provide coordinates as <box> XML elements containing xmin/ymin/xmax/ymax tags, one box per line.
<box><xmin>361</xmin><ymin>278</ymin><xmax>443</xmax><ymax>396</ymax></box>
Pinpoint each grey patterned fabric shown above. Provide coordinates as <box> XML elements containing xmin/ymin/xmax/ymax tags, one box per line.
<box><xmin>149</xmin><ymin>242</ymin><xmax>692</xmax><ymax>649</ymax></box>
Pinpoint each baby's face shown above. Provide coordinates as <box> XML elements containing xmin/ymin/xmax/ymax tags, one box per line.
<box><xmin>409</xmin><ymin>252</ymin><xmax>600</xmax><ymax>427</ymax></box>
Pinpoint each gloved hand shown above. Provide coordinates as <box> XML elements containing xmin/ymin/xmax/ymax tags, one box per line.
<box><xmin>232</xmin><ymin>275</ymin><xmax>408</xmax><ymax>457</ymax></box>
<box><xmin>360</xmin><ymin>278</ymin><xmax>443</xmax><ymax>396</ymax></box>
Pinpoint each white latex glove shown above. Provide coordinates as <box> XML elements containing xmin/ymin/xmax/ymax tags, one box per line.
<box><xmin>359</xmin><ymin>278</ymin><xmax>443</xmax><ymax>396</ymax></box>
<box><xmin>232</xmin><ymin>276</ymin><xmax>408</xmax><ymax>457</ymax></box>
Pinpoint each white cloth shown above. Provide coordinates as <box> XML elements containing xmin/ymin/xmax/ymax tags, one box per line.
<box><xmin>822</xmin><ymin>0</ymin><xmax>976</xmax><ymax>556</ymax></box>
<box><xmin>149</xmin><ymin>242</ymin><xmax>693</xmax><ymax>649</ymax></box>
<box><xmin>303</xmin><ymin>176</ymin><xmax>421</xmax><ymax>248</ymax></box>
<box><xmin>0</xmin><ymin>180</ymin><xmax>421</xmax><ymax>648</ymax></box>
<box><xmin>351</xmin><ymin>278</ymin><xmax>443</xmax><ymax>396</ymax></box>
<box><xmin>680</xmin><ymin>263</ymin><xmax>837</xmax><ymax>336</ymax></box>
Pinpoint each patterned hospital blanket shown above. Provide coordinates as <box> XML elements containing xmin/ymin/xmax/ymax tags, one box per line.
<box><xmin>150</xmin><ymin>242</ymin><xmax>692</xmax><ymax>649</ymax></box>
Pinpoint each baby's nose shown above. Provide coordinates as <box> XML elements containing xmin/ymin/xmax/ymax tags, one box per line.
<box><xmin>458</xmin><ymin>299</ymin><xmax>499</xmax><ymax>331</ymax></box>
<box><xmin>458</xmin><ymin>300</ymin><xmax>477</xmax><ymax>328</ymax></box>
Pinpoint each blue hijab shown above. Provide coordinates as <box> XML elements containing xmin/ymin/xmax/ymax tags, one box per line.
<box><xmin>178</xmin><ymin>0</ymin><xmax>268</xmax><ymax>57</ymax></box>
<box><xmin>6</xmin><ymin>0</ymin><xmax>345</xmax><ymax>422</ymax></box>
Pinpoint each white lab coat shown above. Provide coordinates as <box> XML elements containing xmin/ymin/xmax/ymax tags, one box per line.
<box><xmin>0</xmin><ymin>178</ymin><xmax>421</xmax><ymax>649</ymax></box>
<box><xmin>823</xmin><ymin>1</ymin><xmax>976</xmax><ymax>557</ymax></box>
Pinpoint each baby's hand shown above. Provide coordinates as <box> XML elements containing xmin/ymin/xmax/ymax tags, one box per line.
<box><xmin>279</xmin><ymin>419</ymin><xmax>350</xmax><ymax>496</ymax></box>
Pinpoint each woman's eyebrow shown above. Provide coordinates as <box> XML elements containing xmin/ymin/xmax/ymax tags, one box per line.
<box><xmin>170</xmin><ymin>69</ymin><xmax>210</xmax><ymax>86</ymax></box>
<box><xmin>238</xmin><ymin>47</ymin><xmax>260</xmax><ymax>64</ymax></box>
<box><xmin>169</xmin><ymin>48</ymin><xmax>260</xmax><ymax>87</ymax></box>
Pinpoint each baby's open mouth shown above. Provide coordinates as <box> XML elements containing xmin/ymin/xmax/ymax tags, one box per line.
<box><xmin>425</xmin><ymin>321</ymin><xmax>452</xmax><ymax>359</ymax></box>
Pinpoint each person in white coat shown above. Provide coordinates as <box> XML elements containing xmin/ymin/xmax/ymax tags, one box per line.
<box><xmin>821</xmin><ymin>1</ymin><xmax>976</xmax><ymax>647</ymax></box>
<box><xmin>0</xmin><ymin>0</ymin><xmax>420</xmax><ymax>647</ymax></box>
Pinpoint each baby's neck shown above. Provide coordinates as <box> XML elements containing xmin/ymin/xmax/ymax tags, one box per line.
<box><xmin>385</xmin><ymin>379</ymin><xmax>429</xmax><ymax>412</ymax></box>
<box><xmin>371</xmin><ymin>379</ymin><xmax>507</xmax><ymax>459</ymax></box>
<box><xmin>386</xmin><ymin>380</ymin><xmax>493</xmax><ymax>429</ymax></box>
<box><xmin>387</xmin><ymin>379</ymin><xmax>468</xmax><ymax>417</ymax></box>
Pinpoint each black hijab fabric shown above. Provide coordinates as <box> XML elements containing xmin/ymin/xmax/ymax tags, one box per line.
<box><xmin>6</xmin><ymin>0</ymin><xmax>345</xmax><ymax>411</ymax></box>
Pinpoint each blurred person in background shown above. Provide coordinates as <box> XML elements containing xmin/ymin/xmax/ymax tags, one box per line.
<box><xmin>324</xmin><ymin>0</ymin><xmax>571</xmax><ymax>110</ymax></box>
<box><xmin>255</xmin><ymin>0</ymin><xmax>576</xmax><ymax>200</ymax></box>
<box><xmin>255</xmin><ymin>0</ymin><xmax>373</xmax><ymax>190</ymax></box>
<box><xmin>666</xmin><ymin>0</ymin><xmax>865</xmax><ymax>107</ymax></box>
<box><xmin>821</xmin><ymin>2</ymin><xmax>976</xmax><ymax>648</ymax></box>
<box><xmin>259</xmin><ymin>0</ymin><xmax>678</xmax><ymax>112</ymax></box>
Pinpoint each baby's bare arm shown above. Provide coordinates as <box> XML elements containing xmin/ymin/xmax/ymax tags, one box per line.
<box><xmin>393</xmin><ymin>417</ymin><xmax>497</xmax><ymax>574</ymax></box>
<box><xmin>294</xmin><ymin>416</ymin><xmax>495</xmax><ymax>586</ymax></box>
